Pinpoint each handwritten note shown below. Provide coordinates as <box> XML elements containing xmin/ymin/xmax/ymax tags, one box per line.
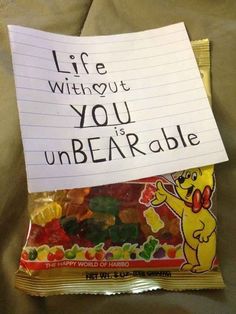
<box><xmin>8</xmin><ymin>23</ymin><xmax>228</xmax><ymax>192</ymax></box>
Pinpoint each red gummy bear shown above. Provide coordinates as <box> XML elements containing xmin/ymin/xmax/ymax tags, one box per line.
<box><xmin>28</xmin><ymin>219</ymin><xmax>71</xmax><ymax>248</ymax></box>
<box><xmin>139</xmin><ymin>184</ymin><xmax>156</xmax><ymax>205</ymax></box>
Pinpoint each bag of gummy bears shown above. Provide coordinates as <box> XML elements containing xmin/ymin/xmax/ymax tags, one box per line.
<box><xmin>15</xmin><ymin>39</ymin><xmax>225</xmax><ymax>296</ymax></box>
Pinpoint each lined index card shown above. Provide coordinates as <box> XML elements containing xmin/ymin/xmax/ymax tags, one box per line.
<box><xmin>8</xmin><ymin>23</ymin><xmax>228</xmax><ymax>192</ymax></box>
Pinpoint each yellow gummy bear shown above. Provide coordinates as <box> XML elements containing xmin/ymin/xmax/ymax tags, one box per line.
<box><xmin>30</xmin><ymin>202</ymin><xmax>62</xmax><ymax>226</ymax></box>
<box><xmin>143</xmin><ymin>207</ymin><xmax>164</xmax><ymax>233</ymax></box>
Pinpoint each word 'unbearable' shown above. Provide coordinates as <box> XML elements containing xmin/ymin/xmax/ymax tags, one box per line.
<box><xmin>44</xmin><ymin>125</ymin><xmax>200</xmax><ymax>165</ymax></box>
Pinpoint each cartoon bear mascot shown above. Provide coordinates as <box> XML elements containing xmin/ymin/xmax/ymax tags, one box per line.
<box><xmin>152</xmin><ymin>166</ymin><xmax>216</xmax><ymax>273</ymax></box>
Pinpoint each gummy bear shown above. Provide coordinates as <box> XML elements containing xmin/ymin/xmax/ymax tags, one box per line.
<box><xmin>139</xmin><ymin>184</ymin><xmax>156</xmax><ymax>205</ymax></box>
<box><xmin>67</xmin><ymin>188</ymin><xmax>90</xmax><ymax>204</ymax></box>
<box><xmin>108</xmin><ymin>223</ymin><xmax>139</xmax><ymax>243</ymax></box>
<box><xmin>119</xmin><ymin>208</ymin><xmax>140</xmax><ymax>224</ymax></box>
<box><xmin>157</xmin><ymin>215</ymin><xmax>182</xmax><ymax>245</ymax></box>
<box><xmin>143</xmin><ymin>207</ymin><xmax>164</xmax><ymax>232</ymax></box>
<box><xmin>30</xmin><ymin>202</ymin><xmax>62</xmax><ymax>226</ymax></box>
<box><xmin>89</xmin><ymin>196</ymin><xmax>119</xmax><ymax>216</ymax></box>
<box><xmin>139</xmin><ymin>236</ymin><xmax>158</xmax><ymax>260</ymax></box>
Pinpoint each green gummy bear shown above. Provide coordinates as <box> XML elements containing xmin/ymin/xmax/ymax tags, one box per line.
<box><xmin>144</xmin><ymin>242</ymin><xmax>154</xmax><ymax>253</ymax></box>
<box><xmin>60</xmin><ymin>216</ymin><xmax>80</xmax><ymax>236</ymax></box>
<box><xmin>139</xmin><ymin>251</ymin><xmax>151</xmax><ymax>260</ymax></box>
<box><xmin>150</xmin><ymin>238</ymin><xmax>158</xmax><ymax>248</ymax></box>
<box><xmin>89</xmin><ymin>196</ymin><xmax>119</xmax><ymax>216</ymax></box>
<box><xmin>109</xmin><ymin>223</ymin><xmax>139</xmax><ymax>243</ymax></box>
